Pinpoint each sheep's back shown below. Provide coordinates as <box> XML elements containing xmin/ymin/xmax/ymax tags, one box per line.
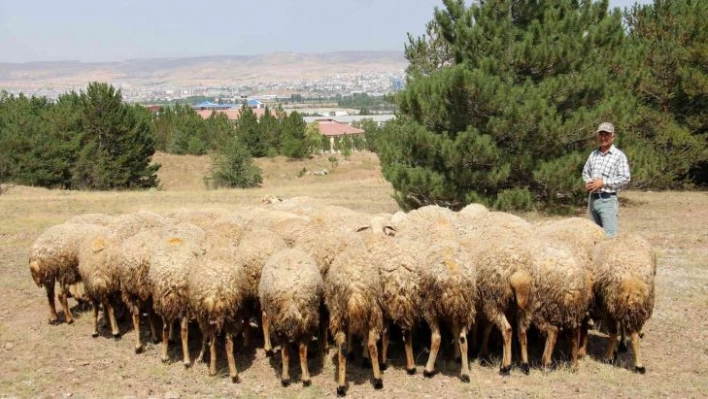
<box><xmin>78</xmin><ymin>228</ymin><xmax>124</xmax><ymax>300</ymax></box>
<box><xmin>149</xmin><ymin>235</ymin><xmax>200</xmax><ymax>320</ymax></box>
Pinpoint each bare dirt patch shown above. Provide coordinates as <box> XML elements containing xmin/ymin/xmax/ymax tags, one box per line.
<box><xmin>1</xmin><ymin>153</ymin><xmax>707</xmax><ymax>398</ymax></box>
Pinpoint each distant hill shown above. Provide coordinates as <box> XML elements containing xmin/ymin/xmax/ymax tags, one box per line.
<box><xmin>0</xmin><ymin>51</ymin><xmax>407</xmax><ymax>90</ymax></box>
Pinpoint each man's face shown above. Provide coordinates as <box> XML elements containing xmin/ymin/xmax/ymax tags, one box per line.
<box><xmin>598</xmin><ymin>131</ymin><xmax>615</xmax><ymax>148</ymax></box>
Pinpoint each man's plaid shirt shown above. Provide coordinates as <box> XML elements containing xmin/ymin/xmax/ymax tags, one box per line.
<box><xmin>582</xmin><ymin>144</ymin><xmax>631</xmax><ymax>193</ymax></box>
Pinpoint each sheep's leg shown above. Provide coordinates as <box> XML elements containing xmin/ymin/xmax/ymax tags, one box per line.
<box><xmin>160</xmin><ymin>317</ymin><xmax>170</xmax><ymax>362</ymax></box>
<box><xmin>44</xmin><ymin>281</ymin><xmax>60</xmax><ymax>325</ymax></box>
<box><xmin>262</xmin><ymin>310</ymin><xmax>274</xmax><ymax>357</ymax></box>
<box><xmin>319</xmin><ymin>315</ymin><xmax>329</xmax><ymax>356</ymax></box>
<box><xmin>493</xmin><ymin>311</ymin><xmax>513</xmax><ymax>375</ymax></box>
<box><xmin>131</xmin><ymin>304</ymin><xmax>143</xmax><ymax>353</ymax></box>
<box><xmin>196</xmin><ymin>333</ymin><xmax>209</xmax><ymax>363</ymax></box>
<box><xmin>168</xmin><ymin>320</ymin><xmax>176</xmax><ymax>343</ymax></box>
<box><xmin>148</xmin><ymin>307</ymin><xmax>160</xmax><ymax>344</ymax></box>
<box><xmin>603</xmin><ymin>319</ymin><xmax>619</xmax><ymax>364</ymax></box>
<box><xmin>208</xmin><ymin>331</ymin><xmax>218</xmax><ymax>376</ymax></box>
<box><xmin>618</xmin><ymin>321</ymin><xmax>629</xmax><ymax>353</ymax></box>
<box><xmin>225</xmin><ymin>333</ymin><xmax>239</xmax><ymax>383</ymax></box>
<box><xmin>380</xmin><ymin>323</ymin><xmax>389</xmax><ymax>371</ymax></box>
<box><xmin>367</xmin><ymin>329</ymin><xmax>383</xmax><ymax>390</ymax></box>
<box><xmin>280</xmin><ymin>338</ymin><xmax>291</xmax><ymax>387</ymax></box>
<box><xmin>346</xmin><ymin>332</ymin><xmax>355</xmax><ymax>362</ymax></box>
<box><xmin>299</xmin><ymin>337</ymin><xmax>311</xmax><ymax>387</ymax></box>
<box><xmin>403</xmin><ymin>330</ymin><xmax>416</xmax><ymax>375</ymax></box>
<box><xmin>423</xmin><ymin>319</ymin><xmax>441</xmax><ymax>378</ymax></box>
<box><xmin>336</xmin><ymin>333</ymin><xmax>347</xmax><ymax>397</ymax></box>
<box><xmin>452</xmin><ymin>321</ymin><xmax>461</xmax><ymax>361</ymax></box>
<box><xmin>541</xmin><ymin>326</ymin><xmax>559</xmax><ymax>371</ymax></box>
<box><xmin>180</xmin><ymin>316</ymin><xmax>191</xmax><ymax>368</ymax></box>
<box><xmin>517</xmin><ymin>313</ymin><xmax>530</xmax><ymax>375</ymax></box>
<box><xmin>578</xmin><ymin>316</ymin><xmax>590</xmax><ymax>358</ymax></box>
<box><xmin>105</xmin><ymin>301</ymin><xmax>121</xmax><ymax>339</ymax></box>
<box><xmin>91</xmin><ymin>299</ymin><xmax>100</xmax><ymax>337</ymax></box>
<box><xmin>57</xmin><ymin>285</ymin><xmax>74</xmax><ymax>324</ymax></box>
<box><xmin>479</xmin><ymin>321</ymin><xmax>493</xmax><ymax>359</ymax></box>
<box><xmin>629</xmin><ymin>330</ymin><xmax>646</xmax><ymax>374</ymax></box>
<box><xmin>570</xmin><ymin>326</ymin><xmax>580</xmax><ymax>371</ymax></box>
<box><xmin>459</xmin><ymin>325</ymin><xmax>471</xmax><ymax>383</ymax></box>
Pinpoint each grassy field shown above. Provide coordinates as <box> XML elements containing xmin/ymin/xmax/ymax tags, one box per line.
<box><xmin>0</xmin><ymin>151</ymin><xmax>706</xmax><ymax>398</ymax></box>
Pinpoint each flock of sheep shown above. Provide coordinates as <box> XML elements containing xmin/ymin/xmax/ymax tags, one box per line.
<box><xmin>28</xmin><ymin>196</ymin><xmax>656</xmax><ymax>396</ymax></box>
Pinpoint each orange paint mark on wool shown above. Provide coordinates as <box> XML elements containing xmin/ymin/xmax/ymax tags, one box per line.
<box><xmin>91</xmin><ymin>237</ymin><xmax>106</xmax><ymax>252</ymax></box>
<box><xmin>168</xmin><ymin>237</ymin><xmax>184</xmax><ymax>245</ymax></box>
<box><xmin>443</xmin><ymin>247</ymin><xmax>459</xmax><ymax>272</ymax></box>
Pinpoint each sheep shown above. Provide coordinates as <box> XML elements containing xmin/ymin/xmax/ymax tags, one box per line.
<box><xmin>324</xmin><ymin>234</ymin><xmax>385</xmax><ymax>396</ymax></box>
<box><xmin>456</xmin><ymin>211</ymin><xmax>535</xmax><ymax>375</ymax></box>
<box><xmin>391</xmin><ymin>205</ymin><xmax>459</xmax><ymax>243</ymax></box>
<box><xmin>188</xmin><ymin>240</ymin><xmax>245</xmax><ymax>382</ymax></box>
<box><xmin>527</xmin><ymin>238</ymin><xmax>593</xmax><ymax>371</ymax></box>
<box><xmin>64</xmin><ymin>213</ymin><xmax>114</xmax><ymax>226</ymax></box>
<box><xmin>148</xmin><ymin>223</ymin><xmax>206</xmax><ymax>367</ymax></box>
<box><xmin>360</xmin><ymin>232</ymin><xmax>421</xmax><ymax>374</ymax></box>
<box><xmin>228</xmin><ymin>227</ymin><xmax>287</xmax><ymax>355</ymax></box>
<box><xmin>418</xmin><ymin>239</ymin><xmax>477</xmax><ymax>383</ymax></box>
<box><xmin>107</xmin><ymin>210</ymin><xmax>169</xmax><ymax>239</ymax></box>
<box><xmin>535</xmin><ymin>216</ymin><xmax>606</xmax><ymax>356</ymax></box>
<box><xmin>258</xmin><ymin>248</ymin><xmax>324</xmax><ymax>387</ymax></box>
<box><xmin>588</xmin><ymin>233</ymin><xmax>656</xmax><ymax>374</ymax></box>
<box><xmin>164</xmin><ymin>208</ymin><xmax>227</xmax><ymax>230</ymax></box>
<box><xmin>119</xmin><ymin>222</ymin><xmax>207</xmax><ymax>354</ymax></box>
<box><xmin>29</xmin><ymin>222</ymin><xmax>107</xmax><ymax>325</ymax></box>
<box><xmin>77</xmin><ymin>227</ymin><xmax>125</xmax><ymax>339</ymax></box>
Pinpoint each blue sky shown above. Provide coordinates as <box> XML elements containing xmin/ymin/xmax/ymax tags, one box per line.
<box><xmin>0</xmin><ymin>0</ymin><xmax>653</xmax><ymax>63</ymax></box>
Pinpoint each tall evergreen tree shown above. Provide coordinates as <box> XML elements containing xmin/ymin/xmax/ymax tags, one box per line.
<box><xmin>237</xmin><ymin>105</ymin><xmax>267</xmax><ymax>157</ymax></box>
<box><xmin>381</xmin><ymin>0</ymin><xmax>635</xmax><ymax>210</ymax></box>
<box><xmin>72</xmin><ymin>82</ymin><xmax>159</xmax><ymax>189</ymax></box>
<box><xmin>280</xmin><ymin>111</ymin><xmax>309</xmax><ymax>159</ymax></box>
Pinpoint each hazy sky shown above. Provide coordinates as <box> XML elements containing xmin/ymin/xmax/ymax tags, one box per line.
<box><xmin>0</xmin><ymin>0</ymin><xmax>653</xmax><ymax>63</ymax></box>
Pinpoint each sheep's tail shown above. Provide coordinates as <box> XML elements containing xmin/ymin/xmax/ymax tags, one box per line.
<box><xmin>509</xmin><ymin>270</ymin><xmax>533</xmax><ymax>310</ymax></box>
<box><xmin>346</xmin><ymin>294</ymin><xmax>367</xmax><ymax>334</ymax></box>
<box><xmin>620</xmin><ymin>277</ymin><xmax>648</xmax><ymax>309</ymax></box>
<box><xmin>282</xmin><ymin>303</ymin><xmax>304</xmax><ymax>338</ymax></box>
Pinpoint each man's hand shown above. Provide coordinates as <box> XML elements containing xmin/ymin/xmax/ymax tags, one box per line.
<box><xmin>585</xmin><ymin>178</ymin><xmax>604</xmax><ymax>192</ymax></box>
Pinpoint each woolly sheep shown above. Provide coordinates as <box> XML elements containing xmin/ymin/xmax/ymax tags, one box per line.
<box><xmin>418</xmin><ymin>240</ymin><xmax>477</xmax><ymax>383</ymax></box>
<box><xmin>65</xmin><ymin>213</ymin><xmax>114</xmax><ymax>226</ymax></box>
<box><xmin>528</xmin><ymin>238</ymin><xmax>593</xmax><ymax>371</ymax></box>
<box><xmin>189</xmin><ymin>240</ymin><xmax>245</xmax><ymax>382</ymax></box>
<box><xmin>360</xmin><ymin>232</ymin><xmax>421</xmax><ymax>374</ymax></box>
<box><xmin>77</xmin><ymin>227</ymin><xmax>125</xmax><ymax>339</ymax></box>
<box><xmin>148</xmin><ymin>223</ymin><xmax>206</xmax><ymax>366</ymax></box>
<box><xmin>119</xmin><ymin>222</ymin><xmax>207</xmax><ymax>354</ymax></box>
<box><xmin>392</xmin><ymin>205</ymin><xmax>459</xmax><ymax>243</ymax></box>
<box><xmin>325</xmin><ymin>235</ymin><xmax>385</xmax><ymax>396</ymax></box>
<box><xmin>588</xmin><ymin>233</ymin><xmax>656</xmax><ymax>373</ymax></box>
<box><xmin>29</xmin><ymin>222</ymin><xmax>107</xmax><ymax>324</ymax></box>
<box><xmin>107</xmin><ymin>210</ymin><xmax>169</xmax><ymax>239</ymax></box>
<box><xmin>258</xmin><ymin>248</ymin><xmax>324</xmax><ymax>387</ymax></box>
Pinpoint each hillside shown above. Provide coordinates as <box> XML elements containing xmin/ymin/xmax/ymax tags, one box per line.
<box><xmin>0</xmin><ymin>51</ymin><xmax>407</xmax><ymax>89</ymax></box>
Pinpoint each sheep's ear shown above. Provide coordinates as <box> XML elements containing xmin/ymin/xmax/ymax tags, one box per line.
<box><xmin>355</xmin><ymin>226</ymin><xmax>370</xmax><ymax>233</ymax></box>
<box><xmin>384</xmin><ymin>226</ymin><xmax>397</xmax><ymax>236</ymax></box>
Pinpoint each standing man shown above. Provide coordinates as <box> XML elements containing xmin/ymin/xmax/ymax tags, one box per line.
<box><xmin>582</xmin><ymin>122</ymin><xmax>631</xmax><ymax>237</ymax></box>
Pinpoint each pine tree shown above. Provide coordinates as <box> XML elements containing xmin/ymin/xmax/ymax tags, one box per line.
<box><xmin>280</xmin><ymin>111</ymin><xmax>309</xmax><ymax>159</ymax></box>
<box><xmin>208</xmin><ymin>135</ymin><xmax>262</xmax><ymax>188</ymax></box>
<box><xmin>237</xmin><ymin>105</ymin><xmax>267</xmax><ymax>157</ymax></box>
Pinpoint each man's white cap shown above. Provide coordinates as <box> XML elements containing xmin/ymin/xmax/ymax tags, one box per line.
<box><xmin>596</xmin><ymin>122</ymin><xmax>615</xmax><ymax>134</ymax></box>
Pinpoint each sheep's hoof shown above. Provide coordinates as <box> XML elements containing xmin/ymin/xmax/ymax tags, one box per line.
<box><xmin>281</xmin><ymin>378</ymin><xmax>291</xmax><ymax>387</ymax></box>
<box><xmin>135</xmin><ymin>346</ymin><xmax>144</xmax><ymax>354</ymax></box>
<box><xmin>336</xmin><ymin>386</ymin><xmax>346</xmax><ymax>397</ymax></box>
<box><xmin>183</xmin><ymin>362</ymin><xmax>191</xmax><ymax>369</ymax></box>
<box><xmin>634</xmin><ymin>366</ymin><xmax>646</xmax><ymax>374</ymax></box>
<box><xmin>602</xmin><ymin>357</ymin><xmax>615</xmax><ymax>366</ymax></box>
<box><xmin>302</xmin><ymin>379</ymin><xmax>311</xmax><ymax>387</ymax></box>
<box><xmin>519</xmin><ymin>363</ymin><xmax>530</xmax><ymax>375</ymax></box>
<box><xmin>499</xmin><ymin>365</ymin><xmax>511</xmax><ymax>376</ymax></box>
<box><xmin>639</xmin><ymin>332</ymin><xmax>644</xmax><ymax>339</ymax></box>
<box><xmin>406</xmin><ymin>367</ymin><xmax>416</xmax><ymax>375</ymax></box>
<box><xmin>380</xmin><ymin>361</ymin><xmax>388</xmax><ymax>371</ymax></box>
<box><xmin>161</xmin><ymin>357</ymin><xmax>169</xmax><ymax>364</ymax></box>
<box><xmin>460</xmin><ymin>374</ymin><xmax>470</xmax><ymax>383</ymax></box>
<box><xmin>231</xmin><ymin>375</ymin><xmax>239</xmax><ymax>384</ymax></box>
<box><xmin>423</xmin><ymin>369</ymin><xmax>436</xmax><ymax>378</ymax></box>
<box><xmin>91</xmin><ymin>331</ymin><xmax>99</xmax><ymax>338</ymax></box>
<box><xmin>361</xmin><ymin>358</ymin><xmax>372</xmax><ymax>369</ymax></box>
<box><xmin>618</xmin><ymin>341</ymin><xmax>629</xmax><ymax>353</ymax></box>
<box><xmin>265</xmin><ymin>349</ymin><xmax>275</xmax><ymax>358</ymax></box>
<box><xmin>152</xmin><ymin>337</ymin><xmax>161</xmax><ymax>344</ymax></box>
<box><xmin>49</xmin><ymin>318</ymin><xmax>60</xmax><ymax>325</ymax></box>
<box><xmin>372</xmin><ymin>378</ymin><xmax>383</xmax><ymax>390</ymax></box>
<box><xmin>112</xmin><ymin>333</ymin><xmax>122</xmax><ymax>341</ymax></box>
<box><xmin>66</xmin><ymin>319</ymin><xmax>74</xmax><ymax>325</ymax></box>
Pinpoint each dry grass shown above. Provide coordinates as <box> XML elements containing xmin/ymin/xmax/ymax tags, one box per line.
<box><xmin>1</xmin><ymin>152</ymin><xmax>707</xmax><ymax>398</ymax></box>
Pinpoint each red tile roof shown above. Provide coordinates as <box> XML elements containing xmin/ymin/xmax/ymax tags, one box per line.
<box><xmin>312</xmin><ymin>118</ymin><xmax>365</xmax><ymax>137</ymax></box>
